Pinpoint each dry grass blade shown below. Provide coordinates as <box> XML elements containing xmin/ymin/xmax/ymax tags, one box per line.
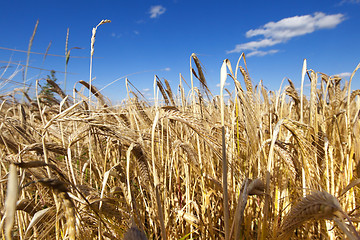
<box><xmin>65</xmin><ymin>28</ymin><xmax>69</xmax><ymax>92</ymax></box>
<box><xmin>20</xmin><ymin>142</ymin><xmax>67</xmax><ymax>155</ymax></box>
<box><xmin>300</xmin><ymin>58</ymin><xmax>307</xmax><ymax>122</ymax></box>
<box><xmin>89</xmin><ymin>19</ymin><xmax>111</xmax><ymax>107</ymax></box>
<box><xmin>231</xmin><ymin>178</ymin><xmax>265</xmax><ymax>240</ymax></box>
<box><xmin>43</xmin><ymin>100</ymin><xmax>83</xmax><ymax>130</ymax></box>
<box><xmin>24</xmin><ymin>207</ymin><xmax>55</xmax><ymax>238</ymax></box>
<box><xmin>4</xmin><ymin>164</ymin><xmax>19</xmax><ymax>240</ymax></box>
<box><xmin>79</xmin><ymin>80</ymin><xmax>107</xmax><ymax>107</ymax></box>
<box><xmin>220</xmin><ymin>59</ymin><xmax>230</xmax><ymax>240</ymax></box>
<box><xmin>14</xmin><ymin>160</ymin><xmax>48</xmax><ymax>168</ymax></box>
<box><xmin>309</xmin><ymin>70</ymin><xmax>318</xmax><ymax>130</ymax></box>
<box><xmin>126</xmin><ymin>143</ymin><xmax>135</xmax><ymax>210</ymax></box>
<box><xmin>45</xmin><ymin>77</ymin><xmax>70</xmax><ymax>107</ymax></box>
<box><xmin>13</xmin><ymin>160</ymin><xmax>68</xmax><ymax>182</ymax></box>
<box><xmin>151</xmin><ymin>111</ymin><xmax>166</xmax><ymax>240</ymax></box>
<box><xmin>339</xmin><ymin>178</ymin><xmax>360</xmax><ymax>197</ymax></box>
<box><xmin>99</xmin><ymin>169</ymin><xmax>112</xmax><ymax>210</ymax></box>
<box><xmin>19</xmin><ymin>104</ymin><xmax>26</xmax><ymax>129</ymax></box>
<box><xmin>23</xmin><ymin>20</ymin><xmax>39</xmax><ymax>101</ymax></box>
<box><xmin>0</xmin><ymin>133</ymin><xmax>19</xmax><ymax>153</ymax></box>
<box><xmin>16</xmin><ymin>199</ymin><xmax>42</xmax><ymax>216</ymax></box>
<box><xmin>347</xmin><ymin>62</ymin><xmax>360</xmax><ymax>129</ymax></box>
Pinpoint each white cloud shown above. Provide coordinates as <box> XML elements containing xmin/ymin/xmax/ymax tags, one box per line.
<box><xmin>246</xmin><ymin>12</ymin><xmax>344</xmax><ymax>41</ymax></box>
<box><xmin>149</xmin><ymin>5</ymin><xmax>166</xmax><ymax>18</ymax></box>
<box><xmin>335</xmin><ymin>72</ymin><xmax>351</xmax><ymax>78</ymax></box>
<box><xmin>133</xmin><ymin>30</ymin><xmax>140</xmax><ymax>35</ymax></box>
<box><xmin>162</xmin><ymin>67</ymin><xmax>171</xmax><ymax>71</ymax></box>
<box><xmin>143</xmin><ymin>88</ymin><xmax>150</xmax><ymax>92</ymax></box>
<box><xmin>228</xmin><ymin>12</ymin><xmax>345</xmax><ymax>55</ymax></box>
<box><xmin>247</xmin><ymin>49</ymin><xmax>279</xmax><ymax>57</ymax></box>
<box><xmin>111</xmin><ymin>32</ymin><xmax>122</xmax><ymax>38</ymax></box>
<box><xmin>339</xmin><ymin>0</ymin><xmax>360</xmax><ymax>4</ymax></box>
<box><xmin>216</xmin><ymin>82</ymin><xmax>230</xmax><ymax>87</ymax></box>
<box><xmin>136</xmin><ymin>19</ymin><xmax>145</xmax><ymax>24</ymax></box>
<box><xmin>227</xmin><ymin>39</ymin><xmax>280</xmax><ymax>53</ymax></box>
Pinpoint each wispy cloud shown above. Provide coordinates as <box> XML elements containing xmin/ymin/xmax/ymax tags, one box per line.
<box><xmin>339</xmin><ymin>0</ymin><xmax>360</xmax><ymax>5</ymax></box>
<box><xmin>228</xmin><ymin>39</ymin><xmax>281</xmax><ymax>53</ymax></box>
<box><xmin>335</xmin><ymin>72</ymin><xmax>352</xmax><ymax>78</ymax></box>
<box><xmin>216</xmin><ymin>82</ymin><xmax>230</xmax><ymax>87</ymax></box>
<box><xmin>247</xmin><ymin>49</ymin><xmax>279</xmax><ymax>57</ymax></box>
<box><xmin>111</xmin><ymin>32</ymin><xmax>122</xmax><ymax>38</ymax></box>
<box><xmin>227</xmin><ymin>12</ymin><xmax>345</xmax><ymax>56</ymax></box>
<box><xmin>162</xmin><ymin>67</ymin><xmax>171</xmax><ymax>71</ymax></box>
<box><xmin>142</xmin><ymin>88</ymin><xmax>151</xmax><ymax>97</ymax></box>
<box><xmin>111</xmin><ymin>31</ymin><xmax>139</xmax><ymax>38</ymax></box>
<box><xmin>136</xmin><ymin>19</ymin><xmax>145</xmax><ymax>24</ymax></box>
<box><xmin>149</xmin><ymin>5</ymin><xmax>166</xmax><ymax>19</ymax></box>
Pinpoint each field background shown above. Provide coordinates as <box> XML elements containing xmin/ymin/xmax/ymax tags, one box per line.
<box><xmin>0</xmin><ymin>18</ymin><xmax>360</xmax><ymax>239</ymax></box>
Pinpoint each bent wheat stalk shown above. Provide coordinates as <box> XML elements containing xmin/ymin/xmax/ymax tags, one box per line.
<box><xmin>277</xmin><ymin>190</ymin><xmax>360</xmax><ymax>240</ymax></box>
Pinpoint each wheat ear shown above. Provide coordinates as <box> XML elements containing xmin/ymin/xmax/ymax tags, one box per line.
<box><xmin>277</xmin><ymin>190</ymin><xmax>359</xmax><ymax>239</ymax></box>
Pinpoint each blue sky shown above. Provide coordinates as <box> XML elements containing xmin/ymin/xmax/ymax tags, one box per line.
<box><xmin>1</xmin><ymin>0</ymin><xmax>360</xmax><ymax>102</ymax></box>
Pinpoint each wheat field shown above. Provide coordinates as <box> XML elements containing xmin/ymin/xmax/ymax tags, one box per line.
<box><xmin>1</xmin><ymin>22</ymin><xmax>360</xmax><ymax>240</ymax></box>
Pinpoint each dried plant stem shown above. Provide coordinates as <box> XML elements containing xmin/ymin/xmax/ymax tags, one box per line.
<box><xmin>89</xmin><ymin>19</ymin><xmax>110</xmax><ymax>104</ymax></box>
<box><xmin>151</xmin><ymin>111</ymin><xmax>167</xmax><ymax>240</ymax></box>
<box><xmin>64</xmin><ymin>28</ymin><xmax>69</xmax><ymax>94</ymax></box>
<box><xmin>220</xmin><ymin>60</ymin><xmax>230</xmax><ymax>240</ymax></box>
<box><xmin>300</xmin><ymin>59</ymin><xmax>306</xmax><ymax>123</ymax></box>
<box><xmin>4</xmin><ymin>164</ymin><xmax>18</xmax><ymax>240</ymax></box>
<box><xmin>23</xmin><ymin>20</ymin><xmax>39</xmax><ymax>102</ymax></box>
<box><xmin>88</xmin><ymin>19</ymin><xmax>109</xmax><ymax>189</ymax></box>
